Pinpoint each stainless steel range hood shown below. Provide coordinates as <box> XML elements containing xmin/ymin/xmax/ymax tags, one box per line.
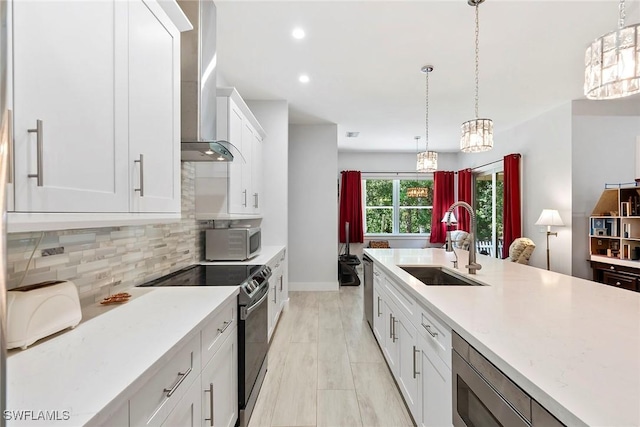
<box><xmin>179</xmin><ymin>0</ymin><xmax>232</xmax><ymax>162</ymax></box>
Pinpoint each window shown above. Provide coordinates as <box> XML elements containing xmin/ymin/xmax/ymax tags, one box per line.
<box><xmin>363</xmin><ymin>177</ymin><xmax>433</xmax><ymax>235</ymax></box>
<box><xmin>474</xmin><ymin>169</ymin><xmax>504</xmax><ymax>257</ymax></box>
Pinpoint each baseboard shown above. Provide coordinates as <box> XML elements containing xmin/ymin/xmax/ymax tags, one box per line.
<box><xmin>289</xmin><ymin>281</ymin><xmax>339</xmax><ymax>291</ymax></box>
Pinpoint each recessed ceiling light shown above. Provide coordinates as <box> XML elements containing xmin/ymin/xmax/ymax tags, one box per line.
<box><xmin>299</xmin><ymin>74</ymin><xmax>310</xmax><ymax>83</ymax></box>
<box><xmin>292</xmin><ymin>28</ymin><xmax>305</xmax><ymax>39</ymax></box>
<box><xmin>346</xmin><ymin>132</ymin><xmax>360</xmax><ymax>138</ymax></box>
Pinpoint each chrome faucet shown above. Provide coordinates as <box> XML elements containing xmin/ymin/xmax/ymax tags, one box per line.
<box><xmin>444</xmin><ymin>201</ymin><xmax>482</xmax><ymax>275</ymax></box>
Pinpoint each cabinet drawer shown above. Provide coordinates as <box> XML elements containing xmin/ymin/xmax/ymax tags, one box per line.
<box><xmin>602</xmin><ymin>271</ymin><xmax>637</xmax><ymax>291</ymax></box>
<box><xmin>417</xmin><ymin>305</ymin><xmax>452</xmax><ymax>369</ymax></box>
<box><xmin>201</xmin><ymin>299</ymin><xmax>236</xmax><ymax>367</ymax></box>
<box><xmin>130</xmin><ymin>334</ymin><xmax>200</xmax><ymax>427</ymax></box>
<box><xmin>384</xmin><ymin>275</ymin><xmax>416</xmax><ymax>321</ymax></box>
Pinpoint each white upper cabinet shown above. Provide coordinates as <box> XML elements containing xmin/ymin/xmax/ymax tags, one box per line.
<box><xmin>12</xmin><ymin>0</ymin><xmax>129</xmax><ymax>212</ymax></box>
<box><xmin>195</xmin><ymin>88</ymin><xmax>266</xmax><ymax>219</ymax></box>
<box><xmin>129</xmin><ymin>0</ymin><xmax>181</xmax><ymax>213</ymax></box>
<box><xmin>8</xmin><ymin>0</ymin><xmax>185</xmax><ymax>228</ymax></box>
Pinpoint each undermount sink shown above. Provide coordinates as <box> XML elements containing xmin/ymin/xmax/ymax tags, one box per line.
<box><xmin>399</xmin><ymin>266</ymin><xmax>486</xmax><ymax>286</ymax></box>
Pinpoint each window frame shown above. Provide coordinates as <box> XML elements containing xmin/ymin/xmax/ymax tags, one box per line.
<box><xmin>362</xmin><ymin>173</ymin><xmax>434</xmax><ymax>237</ymax></box>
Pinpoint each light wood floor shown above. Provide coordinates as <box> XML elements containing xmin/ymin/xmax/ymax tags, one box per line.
<box><xmin>248</xmin><ymin>286</ymin><xmax>414</xmax><ymax>427</ymax></box>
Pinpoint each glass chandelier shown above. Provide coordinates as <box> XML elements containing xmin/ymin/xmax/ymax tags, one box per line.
<box><xmin>460</xmin><ymin>0</ymin><xmax>493</xmax><ymax>153</ymax></box>
<box><xmin>584</xmin><ymin>0</ymin><xmax>640</xmax><ymax>100</ymax></box>
<box><xmin>408</xmin><ymin>136</ymin><xmax>429</xmax><ymax>198</ymax></box>
<box><xmin>416</xmin><ymin>65</ymin><xmax>438</xmax><ymax>172</ymax></box>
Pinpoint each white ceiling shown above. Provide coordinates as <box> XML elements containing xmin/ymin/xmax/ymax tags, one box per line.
<box><xmin>215</xmin><ymin>0</ymin><xmax>640</xmax><ymax>153</ymax></box>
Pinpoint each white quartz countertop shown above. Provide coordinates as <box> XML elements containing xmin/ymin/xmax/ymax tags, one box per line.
<box><xmin>364</xmin><ymin>248</ymin><xmax>640</xmax><ymax>427</ymax></box>
<box><xmin>7</xmin><ymin>286</ymin><xmax>239</xmax><ymax>426</ymax></box>
<box><xmin>200</xmin><ymin>245</ymin><xmax>285</xmax><ymax>266</ymax></box>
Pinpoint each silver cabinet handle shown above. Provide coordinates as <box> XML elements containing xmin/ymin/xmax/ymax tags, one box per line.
<box><xmin>134</xmin><ymin>154</ymin><xmax>144</xmax><ymax>197</ymax></box>
<box><xmin>217</xmin><ymin>320</ymin><xmax>231</xmax><ymax>334</ymax></box>
<box><xmin>27</xmin><ymin>119</ymin><xmax>43</xmax><ymax>186</ymax></box>
<box><xmin>392</xmin><ymin>317</ymin><xmax>398</xmax><ymax>342</ymax></box>
<box><xmin>377</xmin><ymin>296</ymin><xmax>381</xmax><ymax>317</ymax></box>
<box><xmin>279</xmin><ymin>275</ymin><xmax>283</xmax><ymax>291</ymax></box>
<box><xmin>610</xmin><ymin>266</ymin><xmax>615</xmax><ymax>270</ymax></box>
<box><xmin>389</xmin><ymin>314</ymin><xmax>393</xmax><ymax>339</ymax></box>
<box><xmin>373</xmin><ymin>271</ymin><xmax>380</xmax><ymax>277</ymax></box>
<box><xmin>163</xmin><ymin>365</ymin><xmax>192</xmax><ymax>397</ymax></box>
<box><xmin>272</xmin><ymin>286</ymin><xmax>277</xmax><ymax>303</ymax></box>
<box><xmin>204</xmin><ymin>382</ymin><xmax>214</xmax><ymax>426</ymax></box>
<box><xmin>242</xmin><ymin>189</ymin><xmax>247</xmax><ymax>207</ymax></box>
<box><xmin>413</xmin><ymin>346</ymin><xmax>420</xmax><ymax>378</ymax></box>
<box><xmin>615</xmin><ymin>281</ymin><xmax>621</xmax><ymax>286</ymax></box>
<box><xmin>254</xmin><ymin>192</ymin><xmax>258</xmax><ymax>208</ymax></box>
<box><xmin>7</xmin><ymin>109</ymin><xmax>13</xmax><ymax>184</ymax></box>
<box><xmin>422</xmin><ymin>322</ymin><xmax>438</xmax><ymax>338</ymax></box>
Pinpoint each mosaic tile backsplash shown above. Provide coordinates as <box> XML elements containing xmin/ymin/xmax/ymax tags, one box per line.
<box><xmin>6</xmin><ymin>163</ymin><xmax>209</xmax><ymax>308</ymax></box>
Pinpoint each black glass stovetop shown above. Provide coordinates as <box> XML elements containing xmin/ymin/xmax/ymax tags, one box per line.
<box><xmin>138</xmin><ymin>264</ymin><xmax>263</xmax><ymax>287</ymax></box>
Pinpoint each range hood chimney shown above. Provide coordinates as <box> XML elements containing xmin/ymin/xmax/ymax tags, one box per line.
<box><xmin>178</xmin><ymin>0</ymin><xmax>232</xmax><ymax>162</ymax></box>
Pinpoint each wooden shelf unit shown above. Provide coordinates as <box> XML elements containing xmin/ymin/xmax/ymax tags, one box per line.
<box><xmin>589</xmin><ymin>186</ymin><xmax>640</xmax><ymax>292</ymax></box>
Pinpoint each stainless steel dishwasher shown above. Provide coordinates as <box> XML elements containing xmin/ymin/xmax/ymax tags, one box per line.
<box><xmin>363</xmin><ymin>255</ymin><xmax>373</xmax><ymax>328</ymax></box>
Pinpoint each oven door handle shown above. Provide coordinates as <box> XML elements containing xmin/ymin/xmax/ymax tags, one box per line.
<box><xmin>241</xmin><ymin>290</ymin><xmax>269</xmax><ymax>320</ymax></box>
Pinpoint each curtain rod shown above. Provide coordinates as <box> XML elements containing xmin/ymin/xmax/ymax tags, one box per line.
<box><xmin>470</xmin><ymin>158</ymin><xmax>504</xmax><ymax>171</ymax></box>
<box><xmin>358</xmin><ymin>171</ymin><xmax>444</xmax><ymax>175</ymax></box>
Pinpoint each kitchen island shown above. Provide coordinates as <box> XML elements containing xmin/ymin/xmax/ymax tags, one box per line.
<box><xmin>365</xmin><ymin>248</ymin><xmax>640</xmax><ymax>427</ymax></box>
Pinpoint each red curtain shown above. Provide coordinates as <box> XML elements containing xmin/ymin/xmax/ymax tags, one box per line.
<box><xmin>430</xmin><ymin>171</ymin><xmax>455</xmax><ymax>244</ymax></box>
<box><xmin>457</xmin><ymin>169</ymin><xmax>473</xmax><ymax>232</ymax></box>
<box><xmin>339</xmin><ymin>170</ymin><xmax>364</xmax><ymax>243</ymax></box>
<box><xmin>502</xmin><ymin>154</ymin><xmax>522</xmax><ymax>258</ymax></box>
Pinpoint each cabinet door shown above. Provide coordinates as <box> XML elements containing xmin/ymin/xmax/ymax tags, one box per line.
<box><xmin>201</xmin><ymin>328</ymin><xmax>238</xmax><ymax>427</ymax></box>
<box><xmin>129</xmin><ymin>0</ymin><xmax>180</xmax><ymax>213</ymax></box>
<box><xmin>396</xmin><ymin>311</ymin><xmax>420</xmax><ymax>421</ymax></box>
<box><xmin>418</xmin><ymin>333</ymin><xmax>452</xmax><ymax>427</ymax></box>
<box><xmin>226</xmin><ymin>100</ymin><xmax>245</xmax><ymax>214</ymax></box>
<box><xmin>251</xmin><ymin>132</ymin><xmax>262</xmax><ymax>213</ymax></box>
<box><xmin>278</xmin><ymin>255</ymin><xmax>288</xmax><ymax>311</ymax></box>
<box><xmin>240</xmin><ymin>122</ymin><xmax>254</xmax><ymax>212</ymax></box>
<box><xmin>162</xmin><ymin>375</ymin><xmax>202</xmax><ymax>427</ymax></box>
<box><xmin>12</xmin><ymin>0</ymin><xmax>129</xmax><ymax>212</ymax></box>
<box><xmin>383</xmin><ymin>299</ymin><xmax>399</xmax><ymax>376</ymax></box>
<box><xmin>372</xmin><ymin>286</ymin><xmax>384</xmax><ymax>345</ymax></box>
<box><xmin>267</xmin><ymin>275</ymin><xmax>278</xmax><ymax>341</ymax></box>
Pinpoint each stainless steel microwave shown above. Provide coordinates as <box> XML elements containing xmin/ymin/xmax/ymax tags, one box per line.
<box><xmin>205</xmin><ymin>228</ymin><xmax>261</xmax><ymax>261</ymax></box>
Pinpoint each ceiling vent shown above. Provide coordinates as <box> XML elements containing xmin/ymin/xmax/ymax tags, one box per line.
<box><xmin>346</xmin><ymin>132</ymin><xmax>360</xmax><ymax>138</ymax></box>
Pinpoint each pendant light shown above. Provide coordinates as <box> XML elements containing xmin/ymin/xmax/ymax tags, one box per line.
<box><xmin>408</xmin><ymin>136</ymin><xmax>429</xmax><ymax>198</ymax></box>
<box><xmin>584</xmin><ymin>0</ymin><xmax>640</xmax><ymax>100</ymax></box>
<box><xmin>416</xmin><ymin>65</ymin><xmax>438</xmax><ymax>172</ymax></box>
<box><xmin>460</xmin><ymin>0</ymin><xmax>493</xmax><ymax>153</ymax></box>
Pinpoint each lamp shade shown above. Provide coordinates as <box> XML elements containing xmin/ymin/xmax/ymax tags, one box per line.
<box><xmin>441</xmin><ymin>212</ymin><xmax>458</xmax><ymax>223</ymax></box>
<box><xmin>535</xmin><ymin>209</ymin><xmax>564</xmax><ymax>227</ymax></box>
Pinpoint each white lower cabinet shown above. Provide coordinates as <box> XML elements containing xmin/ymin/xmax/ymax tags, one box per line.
<box><xmin>126</xmin><ymin>297</ymin><xmax>238</xmax><ymax>427</ymax></box>
<box><xmin>201</xmin><ymin>326</ymin><xmax>238</xmax><ymax>427</ymax></box>
<box><xmin>162</xmin><ymin>375</ymin><xmax>202</xmax><ymax>427</ymax></box>
<box><xmin>372</xmin><ymin>285</ymin><xmax>384</xmax><ymax>344</ymax></box>
<box><xmin>418</xmin><ymin>332</ymin><xmax>452</xmax><ymax>427</ymax></box>
<box><xmin>372</xmin><ymin>262</ymin><xmax>453</xmax><ymax>427</ymax></box>
<box><xmin>267</xmin><ymin>248</ymin><xmax>288</xmax><ymax>341</ymax></box>
<box><xmin>396</xmin><ymin>309</ymin><xmax>420</xmax><ymax>418</ymax></box>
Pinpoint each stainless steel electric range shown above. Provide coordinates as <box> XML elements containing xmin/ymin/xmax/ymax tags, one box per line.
<box><xmin>138</xmin><ymin>264</ymin><xmax>272</xmax><ymax>427</ymax></box>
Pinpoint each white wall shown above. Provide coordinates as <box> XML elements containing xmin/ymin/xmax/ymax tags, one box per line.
<box><xmin>338</xmin><ymin>151</ymin><xmax>459</xmax><ymax>172</ymax></box>
<box><xmin>571</xmin><ymin>99</ymin><xmax>640</xmax><ymax>279</ymax></box>
<box><xmin>289</xmin><ymin>124</ymin><xmax>339</xmax><ymax>290</ymax></box>
<box><xmin>247</xmin><ymin>100</ymin><xmax>289</xmax><ymax>247</ymax></box>
<box><xmin>457</xmin><ymin>103</ymin><xmax>574</xmax><ymax>274</ymax></box>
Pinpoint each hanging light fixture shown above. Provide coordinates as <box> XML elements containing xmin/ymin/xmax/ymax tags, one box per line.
<box><xmin>408</xmin><ymin>136</ymin><xmax>429</xmax><ymax>198</ymax></box>
<box><xmin>460</xmin><ymin>0</ymin><xmax>493</xmax><ymax>153</ymax></box>
<box><xmin>417</xmin><ymin>65</ymin><xmax>438</xmax><ymax>172</ymax></box>
<box><xmin>584</xmin><ymin>0</ymin><xmax>640</xmax><ymax>100</ymax></box>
